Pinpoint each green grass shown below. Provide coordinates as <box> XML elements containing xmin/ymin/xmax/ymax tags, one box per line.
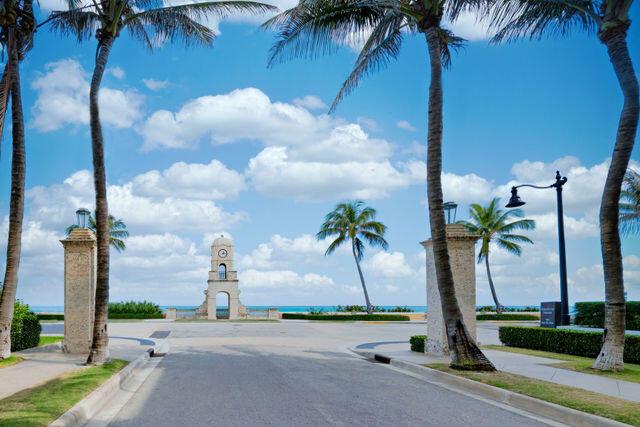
<box><xmin>426</xmin><ymin>363</ymin><xmax>640</xmax><ymax>426</ymax></box>
<box><xmin>0</xmin><ymin>359</ymin><xmax>128</xmax><ymax>427</ymax></box>
<box><xmin>484</xmin><ymin>345</ymin><xmax>640</xmax><ymax>384</ymax></box>
<box><xmin>0</xmin><ymin>356</ymin><xmax>23</xmax><ymax>369</ymax></box>
<box><xmin>38</xmin><ymin>336</ymin><xmax>63</xmax><ymax>347</ymax></box>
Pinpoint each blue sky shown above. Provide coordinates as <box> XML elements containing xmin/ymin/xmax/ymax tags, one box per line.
<box><xmin>1</xmin><ymin>1</ymin><xmax>639</xmax><ymax>308</ymax></box>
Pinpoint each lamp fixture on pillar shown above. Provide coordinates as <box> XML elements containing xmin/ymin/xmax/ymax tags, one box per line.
<box><xmin>505</xmin><ymin>171</ymin><xmax>569</xmax><ymax>326</ymax></box>
<box><xmin>75</xmin><ymin>208</ymin><xmax>91</xmax><ymax>229</ymax></box>
<box><xmin>443</xmin><ymin>201</ymin><xmax>458</xmax><ymax>224</ymax></box>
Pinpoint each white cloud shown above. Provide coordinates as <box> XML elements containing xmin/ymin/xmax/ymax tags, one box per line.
<box><xmin>444</xmin><ymin>11</ymin><xmax>494</xmax><ymax>41</ymax></box>
<box><xmin>363</xmin><ymin>252</ymin><xmax>414</xmax><ymax>278</ymax></box>
<box><xmin>396</xmin><ymin>120</ymin><xmax>416</xmax><ymax>131</ymax></box>
<box><xmin>108</xmin><ymin>67</ymin><xmax>126</xmax><ymax>79</ymax></box>
<box><xmin>131</xmin><ymin>160</ymin><xmax>245</xmax><ymax>200</ymax></box>
<box><xmin>239</xmin><ymin>269</ymin><xmax>334</xmax><ymax>290</ymax></box>
<box><xmin>31</xmin><ymin>59</ymin><xmax>143</xmax><ymax>132</ymax></box>
<box><xmin>292</xmin><ymin>95</ymin><xmax>327</xmax><ymax>110</ymax></box>
<box><xmin>142</xmin><ymin>78</ymin><xmax>170</xmax><ymax>91</ymax></box>
<box><xmin>240</xmin><ymin>244</ymin><xmax>273</xmax><ymax>269</ymax></box>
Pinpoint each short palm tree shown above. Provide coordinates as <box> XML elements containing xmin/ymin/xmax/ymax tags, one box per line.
<box><xmin>48</xmin><ymin>0</ymin><xmax>276</xmax><ymax>364</ymax></box>
<box><xmin>488</xmin><ymin>0</ymin><xmax>637</xmax><ymax>371</ymax></box>
<box><xmin>458</xmin><ymin>198</ymin><xmax>535</xmax><ymax>314</ymax></box>
<box><xmin>317</xmin><ymin>201</ymin><xmax>388</xmax><ymax>315</ymax></box>
<box><xmin>266</xmin><ymin>0</ymin><xmax>495</xmax><ymax>370</ymax></box>
<box><xmin>66</xmin><ymin>214</ymin><xmax>130</xmax><ymax>252</ymax></box>
<box><xmin>0</xmin><ymin>0</ymin><xmax>36</xmax><ymax>360</ymax></box>
<box><xmin>620</xmin><ymin>169</ymin><xmax>640</xmax><ymax>236</ymax></box>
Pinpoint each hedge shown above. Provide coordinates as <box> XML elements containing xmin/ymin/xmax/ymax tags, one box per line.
<box><xmin>282</xmin><ymin>313</ymin><xmax>410</xmax><ymax>321</ymax></box>
<box><xmin>499</xmin><ymin>326</ymin><xmax>640</xmax><ymax>364</ymax></box>
<box><xmin>410</xmin><ymin>335</ymin><xmax>427</xmax><ymax>352</ymax></box>
<box><xmin>574</xmin><ymin>301</ymin><xmax>640</xmax><ymax>331</ymax></box>
<box><xmin>108</xmin><ymin>313</ymin><xmax>164</xmax><ymax>319</ymax></box>
<box><xmin>36</xmin><ymin>314</ymin><xmax>64</xmax><ymax>321</ymax></box>
<box><xmin>476</xmin><ymin>313</ymin><xmax>539</xmax><ymax>321</ymax></box>
<box><xmin>109</xmin><ymin>300</ymin><xmax>162</xmax><ymax>315</ymax></box>
<box><xmin>11</xmin><ymin>301</ymin><xmax>42</xmax><ymax>352</ymax></box>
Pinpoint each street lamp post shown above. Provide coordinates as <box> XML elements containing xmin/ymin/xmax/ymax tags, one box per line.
<box><xmin>506</xmin><ymin>171</ymin><xmax>570</xmax><ymax>326</ymax></box>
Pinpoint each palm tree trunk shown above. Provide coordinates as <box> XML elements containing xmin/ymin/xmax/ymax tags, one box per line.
<box><xmin>86</xmin><ymin>36</ymin><xmax>115</xmax><ymax>365</ymax></box>
<box><xmin>424</xmin><ymin>28</ymin><xmax>494</xmax><ymax>371</ymax></box>
<box><xmin>352</xmin><ymin>239</ymin><xmax>373</xmax><ymax>314</ymax></box>
<box><xmin>593</xmin><ymin>25</ymin><xmax>639</xmax><ymax>371</ymax></box>
<box><xmin>484</xmin><ymin>254</ymin><xmax>502</xmax><ymax>314</ymax></box>
<box><xmin>0</xmin><ymin>36</ymin><xmax>25</xmax><ymax>359</ymax></box>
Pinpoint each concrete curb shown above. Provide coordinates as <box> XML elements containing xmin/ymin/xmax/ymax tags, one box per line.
<box><xmin>351</xmin><ymin>348</ymin><xmax>630</xmax><ymax>427</ymax></box>
<box><xmin>50</xmin><ymin>342</ymin><xmax>165</xmax><ymax>427</ymax></box>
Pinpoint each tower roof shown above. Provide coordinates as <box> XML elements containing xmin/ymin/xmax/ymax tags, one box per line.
<box><xmin>213</xmin><ymin>235</ymin><xmax>232</xmax><ymax>246</ymax></box>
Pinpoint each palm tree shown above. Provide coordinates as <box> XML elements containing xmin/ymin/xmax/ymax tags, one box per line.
<box><xmin>488</xmin><ymin>0</ymin><xmax>637</xmax><ymax>372</ymax></box>
<box><xmin>458</xmin><ymin>198</ymin><xmax>535</xmax><ymax>314</ymax></box>
<box><xmin>317</xmin><ymin>201</ymin><xmax>388</xmax><ymax>314</ymax></box>
<box><xmin>48</xmin><ymin>0</ymin><xmax>276</xmax><ymax>364</ymax></box>
<box><xmin>66</xmin><ymin>214</ymin><xmax>130</xmax><ymax>252</ymax></box>
<box><xmin>0</xmin><ymin>0</ymin><xmax>36</xmax><ymax>360</ymax></box>
<box><xmin>265</xmin><ymin>0</ymin><xmax>495</xmax><ymax>370</ymax></box>
<box><xmin>620</xmin><ymin>169</ymin><xmax>640</xmax><ymax>236</ymax></box>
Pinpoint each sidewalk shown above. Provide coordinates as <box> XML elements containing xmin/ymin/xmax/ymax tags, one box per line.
<box><xmin>0</xmin><ymin>335</ymin><xmax>158</xmax><ymax>400</ymax></box>
<box><xmin>353</xmin><ymin>340</ymin><xmax>640</xmax><ymax>403</ymax></box>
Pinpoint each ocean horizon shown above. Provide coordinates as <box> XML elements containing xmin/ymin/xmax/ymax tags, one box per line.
<box><xmin>29</xmin><ymin>305</ymin><xmax>542</xmax><ymax>314</ymax></box>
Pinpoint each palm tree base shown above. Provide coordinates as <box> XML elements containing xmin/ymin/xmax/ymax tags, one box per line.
<box><xmin>448</xmin><ymin>320</ymin><xmax>496</xmax><ymax>372</ymax></box>
<box><xmin>593</xmin><ymin>340</ymin><xmax>625</xmax><ymax>371</ymax></box>
<box><xmin>86</xmin><ymin>347</ymin><xmax>110</xmax><ymax>365</ymax></box>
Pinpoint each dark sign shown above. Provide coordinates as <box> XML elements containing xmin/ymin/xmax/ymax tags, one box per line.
<box><xmin>540</xmin><ymin>301</ymin><xmax>562</xmax><ymax>328</ymax></box>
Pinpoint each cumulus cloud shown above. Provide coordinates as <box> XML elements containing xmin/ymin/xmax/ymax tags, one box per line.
<box><xmin>108</xmin><ymin>67</ymin><xmax>126</xmax><ymax>79</ymax></box>
<box><xmin>239</xmin><ymin>269</ymin><xmax>334</xmax><ymax>290</ymax></box>
<box><xmin>31</xmin><ymin>59</ymin><xmax>143</xmax><ymax>132</ymax></box>
<box><xmin>396</xmin><ymin>120</ymin><xmax>416</xmax><ymax>131</ymax></box>
<box><xmin>363</xmin><ymin>252</ymin><xmax>415</xmax><ymax>278</ymax></box>
<box><xmin>292</xmin><ymin>95</ymin><xmax>327</xmax><ymax>110</ymax></box>
<box><xmin>142</xmin><ymin>78</ymin><xmax>170</xmax><ymax>91</ymax></box>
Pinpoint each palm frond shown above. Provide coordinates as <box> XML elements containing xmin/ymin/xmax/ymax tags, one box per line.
<box><xmin>325</xmin><ymin>233</ymin><xmax>347</xmax><ymax>255</ymax></box>
<box><xmin>498</xmin><ymin>218</ymin><xmax>536</xmax><ymax>233</ymax></box>
<box><xmin>496</xmin><ymin>238</ymin><xmax>523</xmax><ymax>256</ymax></box>
<box><xmin>47</xmin><ymin>9</ymin><xmax>101</xmax><ymax>41</ymax></box>
<box><xmin>353</xmin><ymin>236</ymin><xmax>365</xmax><ymax>260</ymax></box>
<box><xmin>499</xmin><ymin>233</ymin><xmax>534</xmax><ymax>244</ymax></box>
<box><xmin>359</xmin><ymin>230</ymin><xmax>389</xmax><ymax>250</ymax></box>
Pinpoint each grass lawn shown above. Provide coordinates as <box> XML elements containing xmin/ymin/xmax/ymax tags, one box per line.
<box><xmin>0</xmin><ymin>356</ymin><xmax>23</xmax><ymax>369</ymax></box>
<box><xmin>426</xmin><ymin>363</ymin><xmax>640</xmax><ymax>426</ymax></box>
<box><xmin>0</xmin><ymin>359</ymin><xmax>128</xmax><ymax>427</ymax></box>
<box><xmin>484</xmin><ymin>345</ymin><xmax>640</xmax><ymax>384</ymax></box>
<box><xmin>38</xmin><ymin>336</ymin><xmax>63</xmax><ymax>347</ymax></box>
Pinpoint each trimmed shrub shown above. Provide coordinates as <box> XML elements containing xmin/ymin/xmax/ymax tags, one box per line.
<box><xmin>109</xmin><ymin>300</ymin><xmax>162</xmax><ymax>315</ymax></box>
<box><xmin>36</xmin><ymin>314</ymin><xmax>64</xmax><ymax>321</ymax></box>
<box><xmin>410</xmin><ymin>335</ymin><xmax>427</xmax><ymax>352</ymax></box>
<box><xmin>574</xmin><ymin>301</ymin><xmax>640</xmax><ymax>331</ymax></box>
<box><xmin>108</xmin><ymin>313</ymin><xmax>164</xmax><ymax>319</ymax></box>
<box><xmin>11</xmin><ymin>301</ymin><xmax>42</xmax><ymax>352</ymax></box>
<box><xmin>476</xmin><ymin>313</ymin><xmax>539</xmax><ymax>321</ymax></box>
<box><xmin>282</xmin><ymin>313</ymin><xmax>410</xmax><ymax>321</ymax></box>
<box><xmin>499</xmin><ymin>326</ymin><xmax>640</xmax><ymax>364</ymax></box>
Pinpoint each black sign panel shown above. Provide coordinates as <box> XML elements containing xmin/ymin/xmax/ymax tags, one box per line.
<box><xmin>540</xmin><ymin>301</ymin><xmax>562</xmax><ymax>328</ymax></box>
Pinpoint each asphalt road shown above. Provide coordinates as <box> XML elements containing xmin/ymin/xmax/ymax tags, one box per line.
<box><xmin>101</xmin><ymin>321</ymin><xmax>550</xmax><ymax>427</ymax></box>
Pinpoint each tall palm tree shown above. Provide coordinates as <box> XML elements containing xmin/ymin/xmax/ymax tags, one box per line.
<box><xmin>458</xmin><ymin>198</ymin><xmax>535</xmax><ymax>314</ymax></box>
<box><xmin>0</xmin><ymin>0</ymin><xmax>36</xmax><ymax>360</ymax></box>
<box><xmin>265</xmin><ymin>0</ymin><xmax>495</xmax><ymax>370</ymax></box>
<box><xmin>488</xmin><ymin>0</ymin><xmax>637</xmax><ymax>371</ymax></box>
<box><xmin>66</xmin><ymin>214</ymin><xmax>130</xmax><ymax>252</ymax></box>
<box><xmin>48</xmin><ymin>0</ymin><xmax>276</xmax><ymax>364</ymax></box>
<box><xmin>317</xmin><ymin>201</ymin><xmax>388</xmax><ymax>314</ymax></box>
<box><xmin>620</xmin><ymin>169</ymin><xmax>640</xmax><ymax>236</ymax></box>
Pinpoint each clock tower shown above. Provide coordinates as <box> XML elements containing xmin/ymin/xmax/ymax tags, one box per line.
<box><xmin>201</xmin><ymin>235</ymin><xmax>244</xmax><ymax>320</ymax></box>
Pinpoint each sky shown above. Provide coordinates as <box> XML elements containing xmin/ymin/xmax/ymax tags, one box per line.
<box><xmin>0</xmin><ymin>1</ymin><xmax>639</xmax><ymax>308</ymax></box>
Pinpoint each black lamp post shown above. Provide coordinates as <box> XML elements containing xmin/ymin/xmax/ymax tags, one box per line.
<box><xmin>443</xmin><ymin>201</ymin><xmax>458</xmax><ymax>224</ymax></box>
<box><xmin>506</xmin><ymin>171</ymin><xmax>570</xmax><ymax>326</ymax></box>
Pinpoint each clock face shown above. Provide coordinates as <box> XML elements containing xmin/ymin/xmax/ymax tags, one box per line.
<box><xmin>218</xmin><ymin>249</ymin><xmax>228</xmax><ymax>258</ymax></box>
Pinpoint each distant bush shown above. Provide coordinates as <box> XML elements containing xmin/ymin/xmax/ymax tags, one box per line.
<box><xmin>477</xmin><ymin>305</ymin><xmax>539</xmax><ymax>313</ymax></box>
<box><xmin>282</xmin><ymin>313</ymin><xmax>410</xmax><ymax>321</ymax></box>
<box><xmin>476</xmin><ymin>313</ymin><xmax>539</xmax><ymax>321</ymax></box>
<box><xmin>410</xmin><ymin>335</ymin><xmax>427</xmax><ymax>352</ymax></box>
<box><xmin>109</xmin><ymin>300</ymin><xmax>162</xmax><ymax>315</ymax></box>
<box><xmin>499</xmin><ymin>326</ymin><xmax>640</xmax><ymax>364</ymax></box>
<box><xmin>384</xmin><ymin>306</ymin><xmax>415</xmax><ymax>313</ymax></box>
<box><xmin>11</xmin><ymin>300</ymin><xmax>41</xmax><ymax>352</ymax></box>
<box><xmin>574</xmin><ymin>301</ymin><xmax>640</xmax><ymax>331</ymax></box>
<box><xmin>308</xmin><ymin>307</ymin><xmax>326</xmax><ymax>315</ymax></box>
<box><xmin>108</xmin><ymin>313</ymin><xmax>164</xmax><ymax>319</ymax></box>
<box><xmin>335</xmin><ymin>305</ymin><xmax>415</xmax><ymax>313</ymax></box>
<box><xmin>36</xmin><ymin>314</ymin><xmax>64</xmax><ymax>321</ymax></box>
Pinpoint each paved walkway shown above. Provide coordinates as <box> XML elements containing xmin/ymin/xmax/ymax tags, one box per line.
<box><xmin>0</xmin><ymin>335</ymin><xmax>158</xmax><ymax>400</ymax></box>
<box><xmin>356</xmin><ymin>340</ymin><xmax>640</xmax><ymax>402</ymax></box>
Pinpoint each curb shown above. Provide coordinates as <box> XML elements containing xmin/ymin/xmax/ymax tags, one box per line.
<box><xmin>351</xmin><ymin>348</ymin><xmax>629</xmax><ymax>427</ymax></box>
<box><xmin>50</xmin><ymin>342</ymin><xmax>165</xmax><ymax>427</ymax></box>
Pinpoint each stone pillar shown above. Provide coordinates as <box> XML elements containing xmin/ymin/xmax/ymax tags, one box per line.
<box><xmin>421</xmin><ymin>224</ymin><xmax>478</xmax><ymax>355</ymax></box>
<box><xmin>207</xmin><ymin>287</ymin><xmax>217</xmax><ymax>320</ymax></box>
<box><xmin>165</xmin><ymin>308</ymin><xmax>177</xmax><ymax>320</ymax></box>
<box><xmin>60</xmin><ymin>228</ymin><xmax>96</xmax><ymax>354</ymax></box>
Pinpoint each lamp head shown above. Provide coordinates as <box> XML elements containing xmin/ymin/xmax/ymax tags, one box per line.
<box><xmin>75</xmin><ymin>208</ymin><xmax>91</xmax><ymax>229</ymax></box>
<box><xmin>505</xmin><ymin>187</ymin><xmax>525</xmax><ymax>208</ymax></box>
